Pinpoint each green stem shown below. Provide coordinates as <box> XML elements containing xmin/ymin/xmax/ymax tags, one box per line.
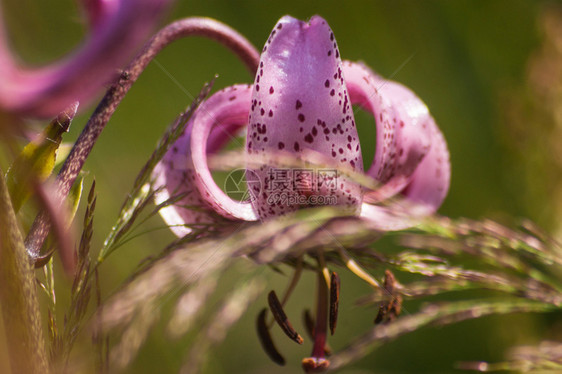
<box><xmin>0</xmin><ymin>168</ymin><xmax>49</xmax><ymax>374</ymax></box>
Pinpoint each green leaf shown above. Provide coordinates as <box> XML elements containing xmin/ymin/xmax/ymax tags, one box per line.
<box><xmin>5</xmin><ymin>103</ymin><xmax>77</xmax><ymax>212</ymax></box>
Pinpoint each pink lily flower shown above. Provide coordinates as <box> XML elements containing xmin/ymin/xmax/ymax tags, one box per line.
<box><xmin>0</xmin><ymin>0</ymin><xmax>172</xmax><ymax>118</ymax></box>
<box><xmin>154</xmin><ymin>15</ymin><xmax>450</xmax><ymax>235</ymax></box>
<box><xmin>152</xmin><ymin>15</ymin><xmax>450</xmax><ymax>371</ymax></box>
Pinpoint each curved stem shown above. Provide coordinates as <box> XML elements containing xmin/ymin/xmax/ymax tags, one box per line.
<box><xmin>25</xmin><ymin>17</ymin><xmax>260</xmax><ymax>258</ymax></box>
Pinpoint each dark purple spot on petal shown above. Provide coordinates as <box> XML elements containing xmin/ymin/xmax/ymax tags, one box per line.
<box><xmin>298</xmin><ymin>114</ymin><xmax>305</xmax><ymax>122</ymax></box>
<box><xmin>296</xmin><ymin>100</ymin><xmax>302</xmax><ymax>109</ymax></box>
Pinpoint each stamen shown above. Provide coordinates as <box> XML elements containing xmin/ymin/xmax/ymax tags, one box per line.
<box><xmin>374</xmin><ymin>269</ymin><xmax>403</xmax><ymax>324</ymax></box>
<box><xmin>268</xmin><ymin>291</ymin><xmax>304</xmax><ymax>344</ymax></box>
<box><xmin>337</xmin><ymin>247</ymin><xmax>381</xmax><ymax>288</ymax></box>
<box><xmin>267</xmin><ymin>260</ymin><xmax>303</xmax><ymax>328</ymax></box>
<box><xmin>329</xmin><ymin>272</ymin><xmax>340</xmax><ymax>335</ymax></box>
<box><xmin>256</xmin><ymin>308</ymin><xmax>285</xmax><ymax>365</ymax></box>
<box><xmin>315</xmin><ymin>248</ymin><xmax>331</xmax><ymax>287</ymax></box>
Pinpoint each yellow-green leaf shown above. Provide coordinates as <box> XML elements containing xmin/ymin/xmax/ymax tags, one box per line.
<box><xmin>6</xmin><ymin>103</ymin><xmax>78</xmax><ymax>212</ymax></box>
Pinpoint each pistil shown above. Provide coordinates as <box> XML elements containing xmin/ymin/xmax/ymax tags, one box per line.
<box><xmin>302</xmin><ymin>271</ymin><xmax>330</xmax><ymax>372</ymax></box>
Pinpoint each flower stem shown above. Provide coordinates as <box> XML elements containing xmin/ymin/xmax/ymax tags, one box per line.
<box><xmin>25</xmin><ymin>17</ymin><xmax>260</xmax><ymax>258</ymax></box>
<box><xmin>0</xmin><ymin>167</ymin><xmax>49</xmax><ymax>374</ymax></box>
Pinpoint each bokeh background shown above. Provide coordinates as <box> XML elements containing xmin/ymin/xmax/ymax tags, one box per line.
<box><xmin>1</xmin><ymin>0</ymin><xmax>562</xmax><ymax>373</ymax></box>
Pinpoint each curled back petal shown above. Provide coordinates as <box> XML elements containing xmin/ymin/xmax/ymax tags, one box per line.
<box><xmin>246</xmin><ymin>15</ymin><xmax>363</xmax><ymax>219</ymax></box>
<box><xmin>190</xmin><ymin>84</ymin><xmax>258</xmax><ymax>221</ymax></box>
<box><xmin>372</xmin><ymin>80</ymin><xmax>432</xmax><ymax>199</ymax></box>
<box><xmin>399</xmin><ymin>117</ymin><xmax>450</xmax><ymax>211</ymax></box>
<box><xmin>0</xmin><ymin>0</ymin><xmax>172</xmax><ymax>118</ymax></box>
<box><xmin>154</xmin><ymin>85</ymin><xmax>256</xmax><ymax>236</ymax></box>
<box><xmin>344</xmin><ymin>61</ymin><xmax>434</xmax><ymax>202</ymax></box>
<box><xmin>344</xmin><ymin>62</ymin><xmax>450</xmax><ymax>229</ymax></box>
<box><xmin>359</xmin><ymin>120</ymin><xmax>450</xmax><ymax>231</ymax></box>
<box><xmin>342</xmin><ymin>61</ymin><xmax>397</xmax><ymax>185</ymax></box>
<box><xmin>152</xmin><ymin>124</ymin><xmax>222</xmax><ymax>238</ymax></box>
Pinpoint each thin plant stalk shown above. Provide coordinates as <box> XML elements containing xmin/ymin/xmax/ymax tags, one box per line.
<box><xmin>0</xmin><ymin>167</ymin><xmax>49</xmax><ymax>374</ymax></box>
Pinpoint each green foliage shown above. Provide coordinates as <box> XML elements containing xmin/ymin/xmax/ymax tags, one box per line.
<box><xmin>5</xmin><ymin>105</ymin><xmax>75</xmax><ymax>212</ymax></box>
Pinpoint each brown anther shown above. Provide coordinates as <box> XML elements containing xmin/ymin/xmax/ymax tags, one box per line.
<box><xmin>329</xmin><ymin>272</ymin><xmax>340</xmax><ymax>335</ymax></box>
<box><xmin>374</xmin><ymin>269</ymin><xmax>403</xmax><ymax>324</ymax></box>
<box><xmin>256</xmin><ymin>308</ymin><xmax>285</xmax><ymax>366</ymax></box>
<box><xmin>302</xmin><ymin>357</ymin><xmax>330</xmax><ymax>372</ymax></box>
<box><xmin>268</xmin><ymin>290</ymin><xmax>304</xmax><ymax>344</ymax></box>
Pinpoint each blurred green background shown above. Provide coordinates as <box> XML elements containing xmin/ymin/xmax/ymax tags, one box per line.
<box><xmin>1</xmin><ymin>0</ymin><xmax>562</xmax><ymax>373</ymax></box>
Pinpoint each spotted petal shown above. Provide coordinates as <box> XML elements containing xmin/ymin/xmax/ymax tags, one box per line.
<box><xmin>343</xmin><ymin>61</ymin><xmax>433</xmax><ymax>201</ymax></box>
<box><xmin>359</xmin><ymin>119</ymin><xmax>450</xmax><ymax>231</ymax></box>
<box><xmin>246</xmin><ymin>15</ymin><xmax>363</xmax><ymax>219</ymax></box>
<box><xmin>342</xmin><ymin>62</ymin><xmax>450</xmax><ymax>229</ymax></box>
<box><xmin>154</xmin><ymin>85</ymin><xmax>255</xmax><ymax>237</ymax></box>
<box><xmin>0</xmin><ymin>0</ymin><xmax>172</xmax><ymax>118</ymax></box>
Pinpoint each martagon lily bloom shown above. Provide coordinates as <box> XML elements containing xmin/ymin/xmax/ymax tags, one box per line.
<box><xmin>153</xmin><ymin>15</ymin><xmax>450</xmax><ymax>371</ymax></box>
